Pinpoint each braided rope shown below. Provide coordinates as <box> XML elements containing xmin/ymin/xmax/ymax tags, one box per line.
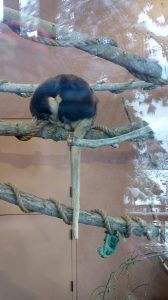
<box><xmin>160</xmin><ymin>222</ymin><xmax>166</xmax><ymax>244</ymax></box>
<box><xmin>92</xmin><ymin>209</ymin><xmax>116</xmax><ymax>235</ymax></box>
<box><xmin>5</xmin><ymin>183</ymin><xmax>30</xmax><ymax>213</ymax></box>
<box><xmin>92</xmin><ymin>125</ymin><xmax>119</xmax><ymax>148</ymax></box>
<box><xmin>132</xmin><ymin>217</ymin><xmax>152</xmax><ymax>240</ymax></box>
<box><xmin>121</xmin><ymin>216</ymin><xmax>132</xmax><ymax>238</ymax></box>
<box><xmin>48</xmin><ymin>198</ymin><xmax>71</xmax><ymax>225</ymax></box>
<box><xmin>5</xmin><ymin>21</ymin><xmax>168</xmax><ymax>86</ymax></box>
<box><xmin>93</xmin><ymin>125</ymin><xmax>115</xmax><ymax>137</ymax></box>
<box><xmin>92</xmin><ymin>210</ymin><xmax>154</xmax><ymax>240</ymax></box>
<box><xmin>5</xmin><ymin>183</ymin><xmax>72</xmax><ymax>224</ymax></box>
<box><xmin>5</xmin><ymin>183</ymin><xmax>71</xmax><ymax>224</ymax></box>
<box><xmin>23</xmin><ymin>35</ymin><xmax>62</xmax><ymax>47</ymax></box>
<box><xmin>2</xmin><ymin>183</ymin><xmax>163</xmax><ymax>242</ymax></box>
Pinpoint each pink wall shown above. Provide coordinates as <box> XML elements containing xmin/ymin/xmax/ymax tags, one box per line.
<box><xmin>0</xmin><ymin>0</ymin><xmax>168</xmax><ymax>299</ymax></box>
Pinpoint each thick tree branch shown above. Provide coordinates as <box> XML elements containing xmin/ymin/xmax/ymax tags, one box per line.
<box><xmin>73</xmin><ymin>125</ymin><xmax>152</xmax><ymax>148</ymax></box>
<box><xmin>0</xmin><ymin>183</ymin><xmax>160</xmax><ymax>239</ymax></box>
<box><xmin>0</xmin><ymin>120</ymin><xmax>153</xmax><ymax>146</ymax></box>
<box><xmin>4</xmin><ymin>6</ymin><xmax>87</xmax><ymax>43</ymax></box>
<box><xmin>0</xmin><ymin>81</ymin><xmax>38</xmax><ymax>97</ymax></box>
<box><xmin>0</xmin><ymin>80</ymin><xmax>159</xmax><ymax>97</ymax></box>
<box><xmin>129</xmin><ymin>211</ymin><xmax>168</xmax><ymax>217</ymax></box>
<box><xmin>3</xmin><ymin>7</ymin><xmax>168</xmax><ymax>84</ymax></box>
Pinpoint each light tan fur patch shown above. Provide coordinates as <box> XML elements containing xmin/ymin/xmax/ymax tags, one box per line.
<box><xmin>48</xmin><ymin>95</ymin><xmax>62</xmax><ymax>121</ymax></box>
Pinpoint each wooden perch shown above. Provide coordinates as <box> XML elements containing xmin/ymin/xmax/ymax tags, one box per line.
<box><xmin>0</xmin><ymin>80</ymin><xmax>160</xmax><ymax>97</ymax></box>
<box><xmin>72</xmin><ymin>124</ymin><xmax>152</xmax><ymax>148</ymax></box>
<box><xmin>3</xmin><ymin>7</ymin><xmax>168</xmax><ymax>85</ymax></box>
<box><xmin>0</xmin><ymin>120</ymin><xmax>153</xmax><ymax>146</ymax></box>
<box><xmin>3</xmin><ymin>6</ymin><xmax>87</xmax><ymax>42</ymax></box>
<box><xmin>0</xmin><ymin>81</ymin><xmax>38</xmax><ymax>97</ymax></box>
<box><xmin>1</xmin><ymin>8</ymin><xmax>163</xmax><ymax>243</ymax></box>
<box><xmin>0</xmin><ymin>183</ymin><xmax>160</xmax><ymax>239</ymax></box>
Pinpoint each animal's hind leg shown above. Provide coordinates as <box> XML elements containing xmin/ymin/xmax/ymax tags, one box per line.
<box><xmin>73</xmin><ymin>118</ymin><xmax>93</xmax><ymax>139</ymax></box>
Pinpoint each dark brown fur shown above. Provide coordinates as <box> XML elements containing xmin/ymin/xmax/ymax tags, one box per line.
<box><xmin>30</xmin><ymin>74</ymin><xmax>98</xmax><ymax>239</ymax></box>
<box><xmin>30</xmin><ymin>74</ymin><xmax>97</xmax><ymax>125</ymax></box>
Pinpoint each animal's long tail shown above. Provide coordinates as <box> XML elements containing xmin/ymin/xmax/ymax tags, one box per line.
<box><xmin>71</xmin><ymin>145</ymin><xmax>81</xmax><ymax>239</ymax></box>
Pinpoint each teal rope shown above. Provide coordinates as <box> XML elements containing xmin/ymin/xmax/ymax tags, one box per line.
<box><xmin>97</xmin><ymin>232</ymin><xmax>119</xmax><ymax>259</ymax></box>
